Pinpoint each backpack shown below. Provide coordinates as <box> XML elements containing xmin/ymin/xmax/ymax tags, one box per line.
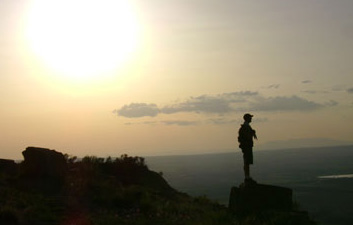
<box><xmin>238</xmin><ymin>124</ymin><xmax>253</xmax><ymax>148</ymax></box>
<box><xmin>238</xmin><ymin>125</ymin><xmax>246</xmax><ymax>144</ymax></box>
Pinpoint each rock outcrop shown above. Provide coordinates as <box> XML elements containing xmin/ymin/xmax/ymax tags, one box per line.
<box><xmin>21</xmin><ymin>147</ymin><xmax>67</xmax><ymax>179</ymax></box>
<box><xmin>0</xmin><ymin>159</ymin><xmax>18</xmax><ymax>176</ymax></box>
<box><xmin>229</xmin><ymin>182</ymin><xmax>293</xmax><ymax>212</ymax></box>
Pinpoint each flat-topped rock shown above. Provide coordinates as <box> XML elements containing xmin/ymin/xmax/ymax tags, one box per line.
<box><xmin>21</xmin><ymin>147</ymin><xmax>67</xmax><ymax>179</ymax></box>
<box><xmin>229</xmin><ymin>182</ymin><xmax>293</xmax><ymax>212</ymax></box>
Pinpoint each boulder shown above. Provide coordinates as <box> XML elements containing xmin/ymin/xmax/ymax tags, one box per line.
<box><xmin>21</xmin><ymin>147</ymin><xmax>67</xmax><ymax>179</ymax></box>
<box><xmin>229</xmin><ymin>182</ymin><xmax>293</xmax><ymax>212</ymax></box>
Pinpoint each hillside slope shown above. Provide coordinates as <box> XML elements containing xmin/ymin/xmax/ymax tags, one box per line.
<box><xmin>0</xmin><ymin>147</ymin><xmax>315</xmax><ymax>225</ymax></box>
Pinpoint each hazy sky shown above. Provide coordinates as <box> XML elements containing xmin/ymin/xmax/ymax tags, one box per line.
<box><xmin>1</xmin><ymin>0</ymin><xmax>353</xmax><ymax>159</ymax></box>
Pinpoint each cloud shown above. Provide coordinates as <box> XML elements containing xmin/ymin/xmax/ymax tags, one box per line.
<box><xmin>301</xmin><ymin>80</ymin><xmax>312</xmax><ymax>84</ymax></box>
<box><xmin>302</xmin><ymin>90</ymin><xmax>317</xmax><ymax>94</ymax></box>
<box><xmin>302</xmin><ymin>90</ymin><xmax>329</xmax><ymax>94</ymax></box>
<box><xmin>115</xmin><ymin>92</ymin><xmax>325</xmax><ymax>119</ymax></box>
<box><xmin>161</xmin><ymin>91</ymin><xmax>258</xmax><ymax>114</ymax></box>
<box><xmin>161</xmin><ymin>95</ymin><xmax>232</xmax><ymax>114</ymax></box>
<box><xmin>115</xmin><ymin>103</ymin><xmax>159</xmax><ymax>118</ymax></box>
<box><xmin>248</xmin><ymin>95</ymin><xmax>323</xmax><ymax>111</ymax></box>
<box><xmin>325</xmin><ymin>100</ymin><xmax>338</xmax><ymax>106</ymax></box>
<box><xmin>263</xmin><ymin>84</ymin><xmax>280</xmax><ymax>89</ymax></box>
<box><xmin>347</xmin><ymin>88</ymin><xmax>353</xmax><ymax>93</ymax></box>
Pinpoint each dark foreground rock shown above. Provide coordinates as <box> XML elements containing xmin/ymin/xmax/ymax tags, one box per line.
<box><xmin>0</xmin><ymin>159</ymin><xmax>18</xmax><ymax>176</ymax></box>
<box><xmin>229</xmin><ymin>182</ymin><xmax>293</xmax><ymax>212</ymax></box>
<box><xmin>21</xmin><ymin>146</ymin><xmax>67</xmax><ymax>179</ymax></box>
<box><xmin>0</xmin><ymin>147</ymin><xmax>316</xmax><ymax>225</ymax></box>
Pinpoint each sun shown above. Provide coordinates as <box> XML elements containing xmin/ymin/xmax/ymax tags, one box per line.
<box><xmin>25</xmin><ymin>0</ymin><xmax>141</xmax><ymax>83</ymax></box>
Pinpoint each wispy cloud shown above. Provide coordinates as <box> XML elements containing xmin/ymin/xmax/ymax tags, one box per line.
<box><xmin>114</xmin><ymin>91</ymin><xmax>326</xmax><ymax>119</ymax></box>
<box><xmin>301</xmin><ymin>80</ymin><xmax>312</xmax><ymax>84</ymax></box>
<box><xmin>325</xmin><ymin>100</ymin><xmax>338</xmax><ymax>106</ymax></box>
<box><xmin>347</xmin><ymin>87</ymin><xmax>353</xmax><ymax>93</ymax></box>
<box><xmin>115</xmin><ymin>103</ymin><xmax>159</xmax><ymax>118</ymax></box>
<box><xmin>122</xmin><ymin>116</ymin><xmax>269</xmax><ymax>126</ymax></box>
<box><xmin>248</xmin><ymin>95</ymin><xmax>323</xmax><ymax>111</ymax></box>
<box><xmin>302</xmin><ymin>90</ymin><xmax>329</xmax><ymax>94</ymax></box>
<box><xmin>161</xmin><ymin>95</ymin><xmax>232</xmax><ymax>114</ymax></box>
<box><xmin>263</xmin><ymin>84</ymin><xmax>280</xmax><ymax>89</ymax></box>
<box><xmin>161</xmin><ymin>91</ymin><xmax>257</xmax><ymax>115</ymax></box>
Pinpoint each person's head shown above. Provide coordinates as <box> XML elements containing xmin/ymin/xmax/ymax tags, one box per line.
<box><xmin>243</xmin><ymin>113</ymin><xmax>253</xmax><ymax>123</ymax></box>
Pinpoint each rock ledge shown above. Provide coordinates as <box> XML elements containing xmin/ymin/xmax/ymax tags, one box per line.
<box><xmin>229</xmin><ymin>182</ymin><xmax>293</xmax><ymax>212</ymax></box>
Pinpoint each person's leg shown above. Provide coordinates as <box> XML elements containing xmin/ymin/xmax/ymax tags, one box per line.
<box><xmin>243</xmin><ymin>148</ymin><xmax>251</xmax><ymax>179</ymax></box>
<box><xmin>244</xmin><ymin>163</ymin><xmax>250</xmax><ymax>179</ymax></box>
<box><xmin>243</xmin><ymin>147</ymin><xmax>256</xmax><ymax>183</ymax></box>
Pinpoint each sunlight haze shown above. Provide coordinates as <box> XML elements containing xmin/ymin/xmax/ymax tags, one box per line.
<box><xmin>1</xmin><ymin>0</ymin><xmax>353</xmax><ymax>159</ymax></box>
<box><xmin>24</xmin><ymin>0</ymin><xmax>142</xmax><ymax>84</ymax></box>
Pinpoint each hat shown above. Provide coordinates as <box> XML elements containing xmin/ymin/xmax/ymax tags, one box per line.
<box><xmin>243</xmin><ymin>113</ymin><xmax>253</xmax><ymax>120</ymax></box>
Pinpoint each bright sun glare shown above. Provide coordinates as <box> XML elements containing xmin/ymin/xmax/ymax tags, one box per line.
<box><xmin>25</xmin><ymin>0</ymin><xmax>141</xmax><ymax>83</ymax></box>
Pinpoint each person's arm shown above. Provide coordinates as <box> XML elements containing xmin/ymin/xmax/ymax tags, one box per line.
<box><xmin>253</xmin><ymin>129</ymin><xmax>258</xmax><ymax>140</ymax></box>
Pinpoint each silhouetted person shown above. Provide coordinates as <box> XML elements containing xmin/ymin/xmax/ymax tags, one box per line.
<box><xmin>238</xmin><ymin>113</ymin><xmax>257</xmax><ymax>183</ymax></box>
